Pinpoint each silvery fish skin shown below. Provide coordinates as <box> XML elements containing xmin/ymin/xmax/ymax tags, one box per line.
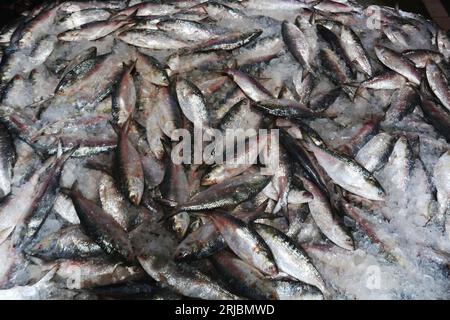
<box><xmin>0</xmin><ymin>123</ymin><xmax>14</xmax><ymax>199</ymax></box>
<box><xmin>202</xmin><ymin>134</ymin><xmax>267</xmax><ymax>186</ymax></box>
<box><xmin>384</xmin><ymin>85</ymin><xmax>420</xmax><ymax>123</ymax></box>
<box><xmin>58</xmin><ymin>19</ymin><xmax>131</xmax><ymax>42</ymax></box>
<box><xmin>234</xmin><ymin>36</ymin><xmax>284</xmax><ymax>67</ymax></box>
<box><xmin>308</xmin><ymin>143</ymin><xmax>385</xmax><ymax>201</ymax></box>
<box><xmin>58</xmin><ymin>1</ymin><xmax>125</xmax><ymax>14</ymax></box>
<box><xmin>211</xmin><ymin>250</ymin><xmax>323</xmax><ymax>300</ymax></box>
<box><xmin>69</xmin><ymin>184</ymin><xmax>135</xmax><ymax>263</ymax></box>
<box><xmin>174</xmin><ymin>220</ymin><xmax>225</xmax><ymax>261</ymax></box>
<box><xmin>253</xmin><ymin>223</ymin><xmax>326</xmax><ymax>294</ymax></box>
<box><xmin>419</xmin><ymin>96</ymin><xmax>450</xmax><ymax>142</ymax></box>
<box><xmin>403</xmin><ymin>50</ymin><xmax>443</xmax><ymax>69</ymax></box>
<box><xmin>207</xmin><ymin>211</ymin><xmax>278</xmax><ymax>276</ymax></box>
<box><xmin>155</xmin><ymin>86</ymin><xmax>181</xmax><ymax>137</ymax></box>
<box><xmin>426</xmin><ymin>62</ymin><xmax>450</xmax><ymax>112</ymax></box>
<box><xmin>219</xmin><ymin>98</ymin><xmax>263</xmax><ymax>131</ymax></box>
<box><xmin>282</xmin><ymin>21</ymin><xmax>314</xmax><ymax>72</ymax></box>
<box><xmin>174</xmin><ymin>77</ymin><xmax>210</xmax><ymax>129</ymax></box>
<box><xmin>339</xmin><ymin>25</ymin><xmax>372</xmax><ymax>76</ymax></box>
<box><xmin>0</xmin><ymin>154</ymin><xmax>62</xmax><ymax>245</ymax></box>
<box><xmin>56</xmin><ymin>8</ymin><xmax>112</xmax><ymax>30</ymax></box>
<box><xmin>26</xmin><ymin>225</ymin><xmax>102</xmax><ymax>260</ymax></box>
<box><xmin>116</xmin><ymin>121</ymin><xmax>144</xmax><ymax>206</ymax></box>
<box><xmin>1</xmin><ymin>0</ymin><xmax>450</xmax><ymax>301</ymax></box>
<box><xmin>433</xmin><ymin>151</ymin><xmax>450</xmax><ymax>217</ymax></box>
<box><xmin>137</xmin><ymin>255</ymin><xmax>239</xmax><ymax>300</ymax></box>
<box><xmin>300</xmin><ymin>176</ymin><xmax>354</xmax><ymax>251</ymax></box>
<box><xmin>374</xmin><ymin>45</ymin><xmax>421</xmax><ymax>85</ymax></box>
<box><xmin>166</xmin><ymin>51</ymin><xmax>230</xmax><ymax>76</ymax></box>
<box><xmin>358</xmin><ymin>72</ymin><xmax>407</xmax><ymax>92</ymax></box>
<box><xmin>111</xmin><ymin>62</ymin><xmax>136</xmax><ymax>127</ymax></box>
<box><xmin>156</xmin><ymin>19</ymin><xmax>216</xmax><ymax>42</ymax></box>
<box><xmin>189</xmin><ymin>29</ymin><xmax>262</xmax><ymax>53</ymax></box>
<box><xmin>436</xmin><ymin>29</ymin><xmax>450</xmax><ymax>60</ymax></box>
<box><xmin>211</xmin><ymin>250</ymin><xmax>278</xmax><ymax>300</ymax></box>
<box><xmin>118</xmin><ymin>30</ymin><xmax>188</xmax><ymax>50</ymax></box>
<box><xmin>98</xmin><ymin>174</ymin><xmax>135</xmax><ymax>231</ymax></box>
<box><xmin>178</xmin><ymin>173</ymin><xmax>270</xmax><ymax>211</ymax></box>
<box><xmin>55</xmin><ymin>57</ymin><xmax>97</xmax><ymax>94</ymax></box>
<box><xmin>255</xmin><ymin>98</ymin><xmax>318</xmax><ymax>118</ymax></box>
<box><xmin>381</xmin><ymin>136</ymin><xmax>414</xmax><ymax>212</ymax></box>
<box><xmin>355</xmin><ymin>132</ymin><xmax>395</xmax><ymax>173</ymax></box>
<box><xmin>56</xmin><ymin>258</ymin><xmax>145</xmax><ymax>289</ymax></box>
<box><xmin>224</xmin><ymin>68</ymin><xmax>273</xmax><ymax>102</ymax></box>
<box><xmin>135</xmin><ymin>50</ymin><xmax>169</xmax><ymax>86</ymax></box>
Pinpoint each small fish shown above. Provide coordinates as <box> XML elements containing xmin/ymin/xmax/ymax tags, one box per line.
<box><xmin>426</xmin><ymin>61</ymin><xmax>450</xmax><ymax>112</ymax></box>
<box><xmin>300</xmin><ymin>176</ymin><xmax>354</xmax><ymax>251</ymax></box>
<box><xmin>115</xmin><ymin>120</ymin><xmax>145</xmax><ymax>206</ymax></box>
<box><xmin>433</xmin><ymin>151</ymin><xmax>450</xmax><ymax>217</ymax></box>
<box><xmin>118</xmin><ymin>29</ymin><xmax>188</xmax><ymax>50</ymax></box>
<box><xmin>137</xmin><ymin>255</ymin><xmax>239</xmax><ymax>300</ymax></box>
<box><xmin>282</xmin><ymin>21</ymin><xmax>314</xmax><ymax>72</ymax></box>
<box><xmin>58</xmin><ymin>19</ymin><xmax>131</xmax><ymax>42</ymax></box>
<box><xmin>223</xmin><ymin>68</ymin><xmax>273</xmax><ymax>102</ymax></box>
<box><xmin>68</xmin><ymin>183</ymin><xmax>135</xmax><ymax>263</ymax></box>
<box><xmin>112</xmin><ymin>62</ymin><xmax>136</xmax><ymax>127</ymax></box>
<box><xmin>178</xmin><ymin>173</ymin><xmax>270</xmax><ymax>211</ymax></box>
<box><xmin>308</xmin><ymin>143</ymin><xmax>385</xmax><ymax>201</ymax></box>
<box><xmin>207</xmin><ymin>211</ymin><xmax>278</xmax><ymax>276</ymax></box>
<box><xmin>0</xmin><ymin>123</ymin><xmax>14</xmax><ymax>199</ymax></box>
<box><xmin>374</xmin><ymin>45</ymin><xmax>421</xmax><ymax>85</ymax></box>
<box><xmin>253</xmin><ymin>223</ymin><xmax>326</xmax><ymax>293</ymax></box>
<box><xmin>355</xmin><ymin>132</ymin><xmax>395</xmax><ymax>172</ymax></box>
<box><xmin>174</xmin><ymin>77</ymin><xmax>210</xmax><ymax>129</ymax></box>
<box><xmin>26</xmin><ymin>225</ymin><xmax>102</xmax><ymax>261</ymax></box>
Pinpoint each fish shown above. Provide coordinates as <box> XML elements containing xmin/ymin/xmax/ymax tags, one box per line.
<box><xmin>223</xmin><ymin>68</ymin><xmax>273</xmax><ymax>102</ymax></box>
<box><xmin>355</xmin><ymin>132</ymin><xmax>395</xmax><ymax>172</ymax></box>
<box><xmin>206</xmin><ymin>211</ymin><xmax>278</xmax><ymax>276</ymax></box>
<box><xmin>68</xmin><ymin>183</ymin><xmax>135</xmax><ymax>263</ymax></box>
<box><xmin>115</xmin><ymin>120</ymin><xmax>145</xmax><ymax>206</ymax></box>
<box><xmin>178</xmin><ymin>173</ymin><xmax>270</xmax><ymax>212</ymax></box>
<box><xmin>0</xmin><ymin>0</ymin><xmax>449</xmax><ymax>301</ymax></box>
<box><xmin>426</xmin><ymin>61</ymin><xmax>450</xmax><ymax>112</ymax></box>
<box><xmin>137</xmin><ymin>255</ymin><xmax>239</xmax><ymax>300</ymax></box>
<box><xmin>374</xmin><ymin>45</ymin><xmax>421</xmax><ymax>85</ymax></box>
<box><xmin>174</xmin><ymin>77</ymin><xmax>210</xmax><ymax>129</ymax></box>
<box><xmin>0</xmin><ymin>123</ymin><xmax>14</xmax><ymax>199</ymax></box>
<box><xmin>308</xmin><ymin>143</ymin><xmax>385</xmax><ymax>201</ymax></box>
<box><xmin>118</xmin><ymin>29</ymin><xmax>188</xmax><ymax>50</ymax></box>
<box><xmin>111</xmin><ymin>61</ymin><xmax>136</xmax><ymax>127</ymax></box>
<box><xmin>57</xmin><ymin>19</ymin><xmax>132</xmax><ymax>42</ymax></box>
<box><xmin>282</xmin><ymin>21</ymin><xmax>314</xmax><ymax>72</ymax></box>
<box><xmin>434</xmin><ymin>151</ymin><xmax>450</xmax><ymax>217</ymax></box>
<box><xmin>26</xmin><ymin>225</ymin><xmax>102</xmax><ymax>260</ymax></box>
<box><xmin>253</xmin><ymin>223</ymin><xmax>326</xmax><ymax>293</ymax></box>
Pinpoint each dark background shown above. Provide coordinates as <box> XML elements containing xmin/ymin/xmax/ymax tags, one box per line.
<box><xmin>0</xmin><ymin>0</ymin><xmax>449</xmax><ymax>29</ymax></box>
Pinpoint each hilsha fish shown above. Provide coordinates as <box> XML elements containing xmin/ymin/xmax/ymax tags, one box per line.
<box><xmin>0</xmin><ymin>0</ymin><xmax>448</xmax><ymax>301</ymax></box>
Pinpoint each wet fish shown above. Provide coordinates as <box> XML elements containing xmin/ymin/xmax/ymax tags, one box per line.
<box><xmin>26</xmin><ymin>225</ymin><xmax>102</xmax><ymax>260</ymax></box>
<box><xmin>138</xmin><ymin>255</ymin><xmax>239</xmax><ymax>300</ymax></box>
<box><xmin>374</xmin><ymin>45</ymin><xmax>421</xmax><ymax>85</ymax></box>
<box><xmin>253</xmin><ymin>223</ymin><xmax>326</xmax><ymax>293</ymax></box>
<box><xmin>207</xmin><ymin>211</ymin><xmax>277</xmax><ymax>276</ymax></box>
<box><xmin>68</xmin><ymin>183</ymin><xmax>135</xmax><ymax>263</ymax></box>
<box><xmin>308</xmin><ymin>143</ymin><xmax>385</xmax><ymax>201</ymax></box>
<box><xmin>178</xmin><ymin>173</ymin><xmax>270</xmax><ymax>211</ymax></box>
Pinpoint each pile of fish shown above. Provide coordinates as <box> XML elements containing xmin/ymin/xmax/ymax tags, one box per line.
<box><xmin>0</xmin><ymin>0</ymin><xmax>449</xmax><ymax>300</ymax></box>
